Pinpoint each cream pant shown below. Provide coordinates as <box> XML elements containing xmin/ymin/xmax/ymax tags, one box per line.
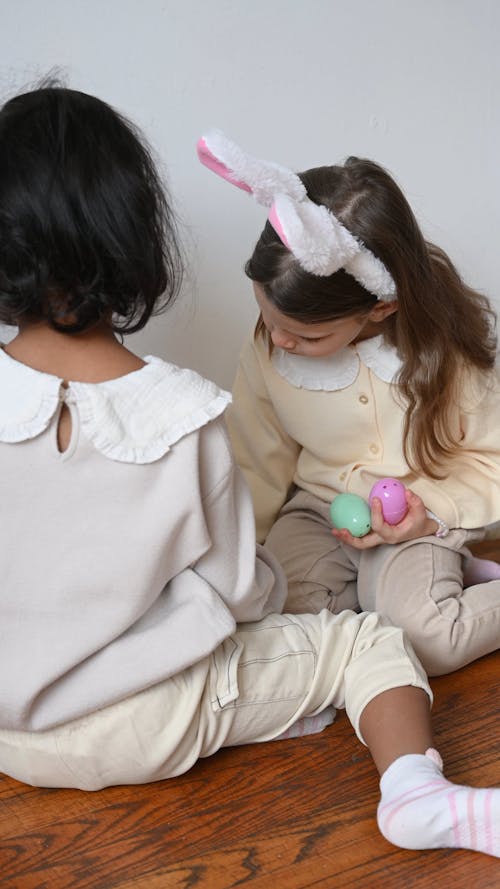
<box><xmin>0</xmin><ymin>609</ymin><xmax>428</xmax><ymax>790</ymax></box>
<box><xmin>265</xmin><ymin>490</ymin><xmax>500</xmax><ymax>676</ymax></box>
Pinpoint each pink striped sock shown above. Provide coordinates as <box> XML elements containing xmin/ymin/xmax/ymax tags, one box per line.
<box><xmin>377</xmin><ymin>749</ymin><xmax>499</xmax><ymax>857</ymax></box>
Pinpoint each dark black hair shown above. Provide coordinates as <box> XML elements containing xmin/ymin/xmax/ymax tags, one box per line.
<box><xmin>0</xmin><ymin>85</ymin><xmax>183</xmax><ymax>333</ymax></box>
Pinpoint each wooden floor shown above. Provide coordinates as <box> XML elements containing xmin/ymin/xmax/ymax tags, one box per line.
<box><xmin>1</xmin><ymin>542</ymin><xmax>499</xmax><ymax>888</ymax></box>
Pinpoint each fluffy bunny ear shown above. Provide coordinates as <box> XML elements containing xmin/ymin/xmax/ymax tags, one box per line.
<box><xmin>345</xmin><ymin>251</ymin><xmax>397</xmax><ymax>301</ymax></box>
<box><xmin>197</xmin><ymin>135</ymin><xmax>252</xmax><ymax>195</ymax></box>
<box><xmin>269</xmin><ymin>195</ymin><xmax>360</xmax><ymax>277</ymax></box>
<box><xmin>269</xmin><ymin>195</ymin><xmax>397</xmax><ymax>297</ymax></box>
<box><xmin>198</xmin><ymin>129</ymin><xmax>397</xmax><ymax>300</ymax></box>
<box><xmin>197</xmin><ymin>129</ymin><xmax>306</xmax><ymax>207</ymax></box>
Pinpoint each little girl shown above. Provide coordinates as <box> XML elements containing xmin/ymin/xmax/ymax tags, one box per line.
<box><xmin>198</xmin><ymin>129</ymin><xmax>500</xmax><ymax>677</ymax></box>
<box><xmin>0</xmin><ymin>87</ymin><xmax>498</xmax><ymax>860</ymax></box>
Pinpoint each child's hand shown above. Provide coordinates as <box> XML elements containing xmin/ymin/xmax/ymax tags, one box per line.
<box><xmin>331</xmin><ymin>488</ymin><xmax>439</xmax><ymax>549</ymax></box>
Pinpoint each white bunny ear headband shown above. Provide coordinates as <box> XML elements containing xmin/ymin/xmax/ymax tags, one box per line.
<box><xmin>197</xmin><ymin>129</ymin><xmax>396</xmax><ymax>301</ymax></box>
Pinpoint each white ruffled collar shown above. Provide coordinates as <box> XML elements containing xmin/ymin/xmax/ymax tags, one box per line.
<box><xmin>0</xmin><ymin>348</ymin><xmax>230</xmax><ymax>463</ymax></box>
<box><xmin>271</xmin><ymin>335</ymin><xmax>402</xmax><ymax>390</ymax></box>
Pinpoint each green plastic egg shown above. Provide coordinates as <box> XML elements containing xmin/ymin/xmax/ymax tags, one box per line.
<box><xmin>329</xmin><ymin>493</ymin><xmax>371</xmax><ymax>537</ymax></box>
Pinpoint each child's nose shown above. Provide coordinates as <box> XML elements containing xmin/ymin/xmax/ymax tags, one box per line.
<box><xmin>271</xmin><ymin>328</ymin><xmax>296</xmax><ymax>350</ymax></box>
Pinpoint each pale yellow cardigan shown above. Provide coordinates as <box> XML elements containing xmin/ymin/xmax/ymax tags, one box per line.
<box><xmin>227</xmin><ymin>334</ymin><xmax>500</xmax><ymax>543</ymax></box>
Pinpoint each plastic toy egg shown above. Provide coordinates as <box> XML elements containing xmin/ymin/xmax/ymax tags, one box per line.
<box><xmin>369</xmin><ymin>477</ymin><xmax>408</xmax><ymax>525</ymax></box>
<box><xmin>329</xmin><ymin>493</ymin><xmax>372</xmax><ymax>537</ymax></box>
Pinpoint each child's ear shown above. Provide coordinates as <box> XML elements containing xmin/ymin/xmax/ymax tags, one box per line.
<box><xmin>367</xmin><ymin>300</ymin><xmax>398</xmax><ymax>323</ymax></box>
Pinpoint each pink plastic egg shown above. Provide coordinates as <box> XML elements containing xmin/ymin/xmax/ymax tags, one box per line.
<box><xmin>369</xmin><ymin>478</ymin><xmax>408</xmax><ymax>525</ymax></box>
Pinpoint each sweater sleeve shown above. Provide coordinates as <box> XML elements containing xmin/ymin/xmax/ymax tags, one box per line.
<box><xmin>193</xmin><ymin>417</ymin><xmax>288</xmax><ymax>623</ymax></box>
<box><xmin>226</xmin><ymin>336</ymin><xmax>301</xmax><ymax>542</ymax></box>
<box><xmin>422</xmin><ymin>368</ymin><xmax>500</xmax><ymax>529</ymax></box>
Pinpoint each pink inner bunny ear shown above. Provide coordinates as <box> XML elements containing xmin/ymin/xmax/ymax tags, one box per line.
<box><xmin>196</xmin><ymin>138</ymin><xmax>252</xmax><ymax>194</ymax></box>
<box><xmin>268</xmin><ymin>202</ymin><xmax>291</xmax><ymax>249</ymax></box>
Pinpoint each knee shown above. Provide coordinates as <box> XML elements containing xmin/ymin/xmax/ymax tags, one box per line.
<box><xmin>372</xmin><ymin>597</ymin><xmax>467</xmax><ymax>675</ymax></box>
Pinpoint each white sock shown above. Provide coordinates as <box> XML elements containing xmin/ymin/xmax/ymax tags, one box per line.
<box><xmin>463</xmin><ymin>554</ymin><xmax>500</xmax><ymax>586</ymax></box>
<box><xmin>377</xmin><ymin>749</ymin><xmax>500</xmax><ymax>857</ymax></box>
<box><xmin>272</xmin><ymin>706</ymin><xmax>336</xmax><ymax>741</ymax></box>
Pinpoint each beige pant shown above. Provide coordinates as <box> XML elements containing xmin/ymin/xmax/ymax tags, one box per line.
<box><xmin>265</xmin><ymin>490</ymin><xmax>500</xmax><ymax>676</ymax></box>
<box><xmin>0</xmin><ymin>609</ymin><xmax>429</xmax><ymax>790</ymax></box>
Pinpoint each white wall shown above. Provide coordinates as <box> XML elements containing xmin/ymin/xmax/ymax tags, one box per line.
<box><xmin>2</xmin><ymin>0</ymin><xmax>499</xmax><ymax>388</ymax></box>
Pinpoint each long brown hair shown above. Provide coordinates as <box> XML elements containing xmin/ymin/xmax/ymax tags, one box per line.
<box><xmin>245</xmin><ymin>158</ymin><xmax>497</xmax><ymax>478</ymax></box>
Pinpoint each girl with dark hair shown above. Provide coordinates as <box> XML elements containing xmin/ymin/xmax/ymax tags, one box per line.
<box><xmin>198</xmin><ymin>130</ymin><xmax>500</xmax><ymax>678</ymax></box>
<box><xmin>1</xmin><ymin>91</ymin><xmax>499</xmax><ymax>861</ymax></box>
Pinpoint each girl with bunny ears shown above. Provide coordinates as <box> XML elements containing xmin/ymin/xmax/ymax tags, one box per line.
<box><xmin>198</xmin><ymin>130</ymin><xmax>500</xmax><ymax>677</ymax></box>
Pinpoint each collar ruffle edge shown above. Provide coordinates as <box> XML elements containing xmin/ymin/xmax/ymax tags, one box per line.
<box><xmin>270</xmin><ymin>335</ymin><xmax>402</xmax><ymax>390</ymax></box>
<box><xmin>0</xmin><ymin>351</ymin><xmax>231</xmax><ymax>463</ymax></box>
